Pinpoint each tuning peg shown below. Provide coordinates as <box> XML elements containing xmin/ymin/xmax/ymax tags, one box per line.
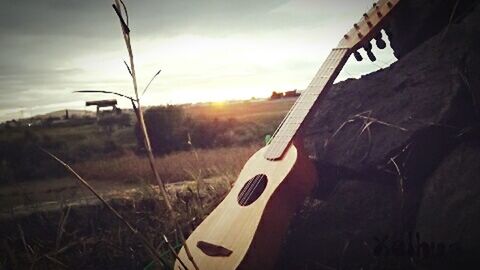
<box><xmin>376</xmin><ymin>38</ymin><xmax>387</xmax><ymax>49</ymax></box>
<box><xmin>373</xmin><ymin>5</ymin><xmax>383</xmax><ymax>17</ymax></box>
<box><xmin>374</xmin><ymin>32</ymin><xmax>387</xmax><ymax>49</ymax></box>
<box><xmin>385</xmin><ymin>28</ymin><xmax>393</xmax><ymax>40</ymax></box>
<box><xmin>363</xmin><ymin>42</ymin><xmax>373</xmax><ymax>52</ymax></box>
<box><xmin>366</xmin><ymin>50</ymin><xmax>377</xmax><ymax>62</ymax></box>
<box><xmin>363</xmin><ymin>42</ymin><xmax>376</xmax><ymax>62</ymax></box>
<box><xmin>353</xmin><ymin>51</ymin><xmax>363</xmax><ymax>61</ymax></box>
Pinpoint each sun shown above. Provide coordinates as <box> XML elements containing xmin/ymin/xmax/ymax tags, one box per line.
<box><xmin>212</xmin><ymin>101</ymin><xmax>226</xmax><ymax>108</ymax></box>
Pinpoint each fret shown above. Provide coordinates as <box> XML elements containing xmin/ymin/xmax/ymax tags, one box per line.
<box><xmin>277</xmin><ymin>127</ymin><xmax>299</xmax><ymax>133</ymax></box>
<box><xmin>283</xmin><ymin>117</ymin><xmax>305</xmax><ymax>123</ymax></box>
<box><xmin>277</xmin><ymin>126</ymin><xmax>300</xmax><ymax>133</ymax></box>
<box><xmin>281</xmin><ymin>121</ymin><xmax>301</xmax><ymax>126</ymax></box>
<box><xmin>298</xmin><ymin>98</ymin><xmax>316</xmax><ymax>105</ymax></box>
<box><xmin>270</xmin><ymin>137</ymin><xmax>290</xmax><ymax>142</ymax></box>
<box><xmin>278</xmin><ymin>125</ymin><xmax>300</xmax><ymax>132</ymax></box>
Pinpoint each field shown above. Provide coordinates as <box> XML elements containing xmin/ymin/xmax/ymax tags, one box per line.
<box><xmin>0</xmin><ymin>98</ymin><xmax>294</xmax><ymax>269</ymax></box>
<box><xmin>185</xmin><ymin>98</ymin><xmax>294</xmax><ymax>121</ymax></box>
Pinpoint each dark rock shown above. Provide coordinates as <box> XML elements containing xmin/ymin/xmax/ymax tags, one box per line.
<box><xmin>277</xmin><ymin>180</ymin><xmax>398</xmax><ymax>270</ymax></box>
<box><xmin>284</xmin><ymin>4</ymin><xmax>480</xmax><ymax>269</ymax></box>
<box><xmin>416</xmin><ymin>141</ymin><xmax>480</xmax><ymax>257</ymax></box>
<box><xmin>387</xmin><ymin>0</ymin><xmax>480</xmax><ymax>58</ymax></box>
<box><xmin>306</xmin><ymin>4</ymin><xmax>480</xmax><ymax>179</ymax></box>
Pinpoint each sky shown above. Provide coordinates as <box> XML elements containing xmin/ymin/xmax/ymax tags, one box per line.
<box><xmin>0</xmin><ymin>0</ymin><xmax>397</xmax><ymax>121</ymax></box>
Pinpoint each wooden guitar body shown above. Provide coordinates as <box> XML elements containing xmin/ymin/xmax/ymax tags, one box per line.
<box><xmin>175</xmin><ymin>142</ymin><xmax>317</xmax><ymax>270</ymax></box>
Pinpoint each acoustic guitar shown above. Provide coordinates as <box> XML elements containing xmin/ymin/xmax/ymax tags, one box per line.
<box><xmin>176</xmin><ymin>0</ymin><xmax>400</xmax><ymax>269</ymax></box>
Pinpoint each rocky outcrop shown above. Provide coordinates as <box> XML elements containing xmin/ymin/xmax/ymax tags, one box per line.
<box><xmin>388</xmin><ymin>0</ymin><xmax>480</xmax><ymax>58</ymax></box>
<box><xmin>416</xmin><ymin>141</ymin><xmax>480</xmax><ymax>256</ymax></box>
<box><xmin>278</xmin><ymin>180</ymin><xmax>398</xmax><ymax>270</ymax></box>
<box><xmin>306</xmin><ymin>4</ymin><xmax>479</xmax><ymax>176</ymax></box>
<box><xmin>278</xmin><ymin>2</ymin><xmax>480</xmax><ymax>269</ymax></box>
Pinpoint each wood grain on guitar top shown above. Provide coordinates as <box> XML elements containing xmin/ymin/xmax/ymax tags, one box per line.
<box><xmin>175</xmin><ymin>143</ymin><xmax>317</xmax><ymax>270</ymax></box>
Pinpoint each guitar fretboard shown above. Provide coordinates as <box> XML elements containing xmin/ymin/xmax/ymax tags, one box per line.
<box><xmin>264</xmin><ymin>47</ymin><xmax>350</xmax><ymax>160</ymax></box>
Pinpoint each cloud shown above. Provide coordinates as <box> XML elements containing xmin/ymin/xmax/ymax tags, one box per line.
<box><xmin>0</xmin><ymin>0</ymin><xmax>396</xmax><ymax>120</ymax></box>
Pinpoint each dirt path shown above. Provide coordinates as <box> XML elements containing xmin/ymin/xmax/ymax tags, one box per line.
<box><xmin>0</xmin><ymin>177</ymin><xmax>229</xmax><ymax>219</ymax></box>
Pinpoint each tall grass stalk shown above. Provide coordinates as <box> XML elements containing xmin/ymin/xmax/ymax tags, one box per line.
<box><xmin>111</xmin><ymin>1</ymin><xmax>198</xmax><ymax>268</ymax></box>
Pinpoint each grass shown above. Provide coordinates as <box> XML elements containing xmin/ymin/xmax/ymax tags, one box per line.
<box><xmin>0</xmin><ymin>142</ymin><xmax>256</xmax><ymax>269</ymax></box>
<box><xmin>0</xmin><ymin>144</ymin><xmax>258</xmax><ymax>212</ymax></box>
<box><xmin>0</xmin><ymin>140</ymin><xmax>251</xmax><ymax>269</ymax></box>
<box><xmin>0</xmin><ymin>189</ymin><xmax>228</xmax><ymax>269</ymax></box>
<box><xmin>73</xmin><ymin>144</ymin><xmax>259</xmax><ymax>184</ymax></box>
<box><xmin>184</xmin><ymin>98</ymin><xmax>295</xmax><ymax>121</ymax></box>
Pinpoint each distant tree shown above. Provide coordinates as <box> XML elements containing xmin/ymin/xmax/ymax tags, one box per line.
<box><xmin>137</xmin><ymin>105</ymin><xmax>267</xmax><ymax>156</ymax></box>
<box><xmin>98</xmin><ymin>115</ymin><xmax>115</xmax><ymax>135</ymax></box>
<box><xmin>270</xmin><ymin>91</ymin><xmax>283</xmax><ymax>100</ymax></box>
<box><xmin>115</xmin><ymin>113</ymin><xmax>131</xmax><ymax>127</ymax></box>
<box><xmin>136</xmin><ymin>105</ymin><xmax>188</xmax><ymax>155</ymax></box>
<box><xmin>98</xmin><ymin>113</ymin><xmax>131</xmax><ymax>135</ymax></box>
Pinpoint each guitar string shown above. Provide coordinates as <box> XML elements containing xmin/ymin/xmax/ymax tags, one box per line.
<box><xmin>231</xmin><ymin>50</ymin><xmax>348</xmax><ymax>255</ymax></box>
<box><xmin>237</xmin><ymin>63</ymin><xmax>325</xmax><ymax>205</ymax></box>
<box><xmin>236</xmin><ymin>50</ymin><xmax>345</xmax><ymax>255</ymax></box>
<box><xmin>265</xmin><ymin>50</ymin><xmax>334</xmax><ymax>159</ymax></box>
<box><xmin>264</xmin><ymin>48</ymin><xmax>343</xmax><ymax>160</ymax></box>
<box><xmin>241</xmin><ymin>49</ymin><xmax>348</xmax><ymax>207</ymax></box>
<box><xmin>239</xmin><ymin>49</ymin><xmax>344</xmax><ymax>206</ymax></box>
<box><xmin>264</xmin><ymin>49</ymin><xmax>338</xmax><ymax>154</ymax></box>
<box><xmin>273</xmin><ymin>48</ymin><xmax>344</xmax><ymax>158</ymax></box>
<box><xmin>196</xmin><ymin>49</ymin><xmax>348</xmax><ymax>266</ymax></box>
<box><xmin>240</xmin><ymin>50</ymin><xmax>341</xmax><ymax>205</ymax></box>
<box><xmin>200</xmin><ymin>49</ymin><xmax>346</xmax><ymax>254</ymax></box>
<box><xmin>225</xmin><ymin>50</ymin><xmax>349</xmax><ymax>260</ymax></box>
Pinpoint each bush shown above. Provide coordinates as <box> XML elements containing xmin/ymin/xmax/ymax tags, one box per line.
<box><xmin>0</xmin><ymin>129</ymin><xmax>67</xmax><ymax>182</ymax></box>
<box><xmin>136</xmin><ymin>105</ymin><xmax>188</xmax><ymax>155</ymax></box>
<box><xmin>137</xmin><ymin>105</ymin><xmax>271</xmax><ymax>156</ymax></box>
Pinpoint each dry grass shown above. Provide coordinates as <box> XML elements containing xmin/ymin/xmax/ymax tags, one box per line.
<box><xmin>184</xmin><ymin>98</ymin><xmax>295</xmax><ymax>121</ymax></box>
<box><xmin>73</xmin><ymin>144</ymin><xmax>259</xmax><ymax>184</ymax></box>
<box><xmin>0</xmin><ymin>144</ymin><xmax>259</xmax><ymax>269</ymax></box>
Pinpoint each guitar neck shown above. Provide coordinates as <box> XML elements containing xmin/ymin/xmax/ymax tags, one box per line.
<box><xmin>264</xmin><ymin>47</ymin><xmax>350</xmax><ymax>160</ymax></box>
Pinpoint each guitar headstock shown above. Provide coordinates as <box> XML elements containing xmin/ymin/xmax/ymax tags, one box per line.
<box><xmin>338</xmin><ymin>0</ymin><xmax>400</xmax><ymax>61</ymax></box>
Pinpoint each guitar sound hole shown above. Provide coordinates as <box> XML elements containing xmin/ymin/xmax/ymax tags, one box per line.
<box><xmin>237</xmin><ymin>174</ymin><xmax>268</xmax><ymax>206</ymax></box>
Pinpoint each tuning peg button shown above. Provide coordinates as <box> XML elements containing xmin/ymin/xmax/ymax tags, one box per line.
<box><xmin>385</xmin><ymin>28</ymin><xmax>393</xmax><ymax>40</ymax></box>
<box><xmin>363</xmin><ymin>42</ymin><xmax>373</xmax><ymax>52</ymax></box>
<box><xmin>374</xmin><ymin>32</ymin><xmax>387</xmax><ymax>49</ymax></box>
<box><xmin>354</xmin><ymin>51</ymin><xmax>363</xmax><ymax>61</ymax></box>
<box><xmin>376</xmin><ymin>38</ymin><xmax>387</xmax><ymax>49</ymax></box>
<box><xmin>366</xmin><ymin>50</ymin><xmax>377</xmax><ymax>62</ymax></box>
